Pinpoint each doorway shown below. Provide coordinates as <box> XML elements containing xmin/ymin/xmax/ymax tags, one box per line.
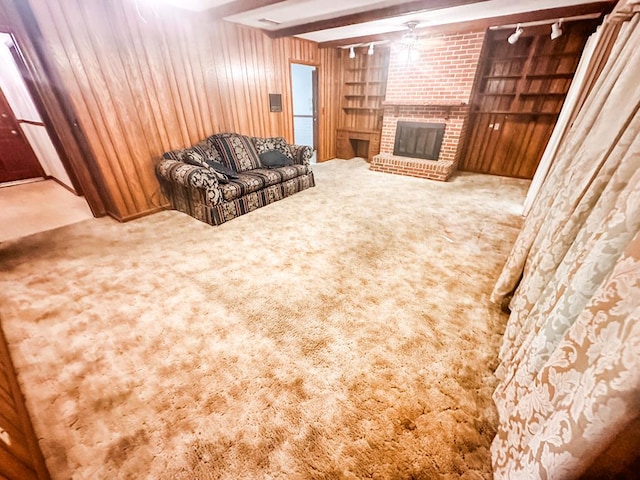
<box><xmin>290</xmin><ymin>63</ymin><xmax>318</xmax><ymax>162</ymax></box>
<box><xmin>0</xmin><ymin>31</ymin><xmax>93</xmax><ymax>240</ymax></box>
<box><xmin>0</xmin><ymin>32</ymin><xmax>78</xmax><ymax>190</ymax></box>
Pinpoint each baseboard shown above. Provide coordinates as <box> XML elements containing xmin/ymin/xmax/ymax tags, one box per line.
<box><xmin>107</xmin><ymin>204</ymin><xmax>168</xmax><ymax>223</ymax></box>
<box><xmin>46</xmin><ymin>175</ymin><xmax>79</xmax><ymax>195</ymax></box>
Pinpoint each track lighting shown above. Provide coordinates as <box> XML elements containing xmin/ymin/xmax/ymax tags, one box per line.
<box><xmin>508</xmin><ymin>24</ymin><xmax>523</xmax><ymax>44</ymax></box>
<box><xmin>368</xmin><ymin>43</ymin><xmax>374</xmax><ymax>56</ymax></box>
<box><xmin>551</xmin><ymin>20</ymin><xmax>563</xmax><ymax>40</ymax></box>
<box><xmin>349</xmin><ymin>46</ymin><xmax>355</xmax><ymax>59</ymax></box>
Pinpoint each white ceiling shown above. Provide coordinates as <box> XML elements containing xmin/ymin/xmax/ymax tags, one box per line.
<box><xmin>154</xmin><ymin>0</ymin><xmax>231</xmax><ymax>11</ymax></box>
<box><xmin>154</xmin><ymin>0</ymin><xmax>610</xmax><ymax>44</ymax></box>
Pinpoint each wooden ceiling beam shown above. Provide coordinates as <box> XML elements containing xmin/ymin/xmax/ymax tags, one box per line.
<box><xmin>267</xmin><ymin>0</ymin><xmax>490</xmax><ymax>38</ymax></box>
<box><xmin>318</xmin><ymin>1</ymin><xmax>615</xmax><ymax>48</ymax></box>
<box><xmin>204</xmin><ymin>0</ymin><xmax>288</xmax><ymax>19</ymax></box>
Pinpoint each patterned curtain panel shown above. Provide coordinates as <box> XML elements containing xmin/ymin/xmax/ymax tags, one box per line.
<box><xmin>490</xmin><ymin>4</ymin><xmax>640</xmax><ymax>478</ymax></box>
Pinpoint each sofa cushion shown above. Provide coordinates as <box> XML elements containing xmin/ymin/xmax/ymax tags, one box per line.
<box><xmin>273</xmin><ymin>164</ymin><xmax>310</xmax><ymax>181</ymax></box>
<box><xmin>243</xmin><ymin>165</ymin><xmax>309</xmax><ymax>188</ymax></box>
<box><xmin>252</xmin><ymin>136</ymin><xmax>295</xmax><ymax>161</ymax></box>
<box><xmin>211</xmin><ymin>133</ymin><xmax>261</xmax><ymax>173</ymax></box>
<box><xmin>219</xmin><ymin>173</ymin><xmax>267</xmax><ymax>201</ymax></box>
<box><xmin>259</xmin><ymin>150</ymin><xmax>294</xmax><ymax>168</ymax></box>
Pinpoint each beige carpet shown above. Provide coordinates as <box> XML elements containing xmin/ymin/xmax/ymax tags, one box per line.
<box><xmin>0</xmin><ymin>159</ymin><xmax>528</xmax><ymax>479</ymax></box>
<box><xmin>0</xmin><ymin>179</ymin><xmax>93</xmax><ymax>243</ymax></box>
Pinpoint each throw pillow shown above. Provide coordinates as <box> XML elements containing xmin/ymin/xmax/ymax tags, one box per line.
<box><xmin>205</xmin><ymin>160</ymin><xmax>239</xmax><ymax>179</ymax></box>
<box><xmin>183</xmin><ymin>150</ymin><xmax>209</xmax><ymax>168</ymax></box>
<box><xmin>253</xmin><ymin>136</ymin><xmax>295</xmax><ymax>161</ymax></box>
<box><xmin>183</xmin><ymin>151</ymin><xmax>229</xmax><ymax>183</ymax></box>
<box><xmin>259</xmin><ymin>150</ymin><xmax>294</xmax><ymax>168</ymax></box>
<box><xmin>211</xmin><ymin>133</ymin><xmax>261</xmax><ymax>172</ymax></box>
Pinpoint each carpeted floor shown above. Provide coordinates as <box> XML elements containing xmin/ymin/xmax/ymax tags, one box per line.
<box><xmin>0</xmin><ymin>159</ymin><xmax>528</xmax><ymax>479</ymax></box>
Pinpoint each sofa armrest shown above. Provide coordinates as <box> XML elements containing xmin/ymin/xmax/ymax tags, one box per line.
<box><xmin>156</xmin><ymin>159</ymin><xmax>222</xmax><ymax>206</ymax></box>
<box><xmin>289</xmin><ymin>144</ymin><xmax>313</xmax><ymax>166</ymax></box>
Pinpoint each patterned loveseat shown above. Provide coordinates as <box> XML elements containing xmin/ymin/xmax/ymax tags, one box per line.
<box><xmin>156</xmin><ymin>133</ymin><xmax>315</xmax><ymax>225</ymax></box>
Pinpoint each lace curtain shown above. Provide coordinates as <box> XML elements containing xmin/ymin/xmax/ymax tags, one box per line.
<box><xmin>490</xmin><ymin>2</ymin><xmax>640</xmax><ymax>478</ymax></box>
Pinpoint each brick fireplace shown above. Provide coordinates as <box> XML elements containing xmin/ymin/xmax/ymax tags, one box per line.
<box><xmin>371</xmin><ymin>31</ymin><xmax>485</xmax><ymax>181</ymax></box>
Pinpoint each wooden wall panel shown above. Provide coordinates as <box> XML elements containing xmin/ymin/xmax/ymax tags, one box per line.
<box><xmin>24</xmin><ymin>0</ymin><xmax>341</xmax><ymax>220</ymax></box>
<box><xmin>0</xmin><ymin>321</ymin><xmax>51</xmax><ymax>479</ymax></box>
<box><xmin>460</xmin><ymin>20</ymin><xmax>597</xmax><ymax>179</ymax></box>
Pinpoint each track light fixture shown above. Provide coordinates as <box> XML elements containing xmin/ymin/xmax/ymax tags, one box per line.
<box><xmin>551</xmin><ymin>20</ymin><xmax>563</xmax><ymax>40</ymax></box>
<box><xmin>508</xmin><ymin>24</ymin><xmax>523</xmax><ymax>44</ymax></box>
<box><xmin>368</xmin><ymin>43</ymin><xmax>374</xmax><ymax>55</ymax></box>
<box><xmin>349</xmin><ymin>46</ymin><xmax>355</xmax><ymax>59</ymax></box>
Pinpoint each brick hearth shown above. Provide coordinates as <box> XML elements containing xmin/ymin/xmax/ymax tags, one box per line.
<box><xmin>371</xmin><ymin>31</ymin><xmax>485</xmax><ymax>181</ymax></box>
<box><xmin>370</xmin><ymin>153</ymin><xmax>454</xmax><ymax>181</ymax></box>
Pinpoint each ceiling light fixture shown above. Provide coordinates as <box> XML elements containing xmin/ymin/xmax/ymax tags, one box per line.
<box><xmin>368</xmin><ymin>43</ymin><xmax>374</xmax><ymax>56</ymax></box>
<box><xmin>508</xmin><ymin>24</ymin><xmax>523</xmax><ymax>44</ymax></box>
<box><xmin>551</xmin><ymin>19</ymin><xmax>563</xmax><ymax>40</ymax></box>
<box><xmin>349</xmin><ymin>46</ymin><xmax>355</xmax><ymax>59</ymax></box>
<box><xmin>258</xmin><ymin>17</ymin><xmax>282</xmax><ymax>26</ymax></box>
<box><xmin>401</xmin><ymin>21</ymin><xmax>419</xmax><ymax>46</ymax></box>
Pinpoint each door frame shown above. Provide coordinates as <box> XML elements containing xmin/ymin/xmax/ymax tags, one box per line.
<box><xmin>289</xmin><ymin>60</ymin><xmax>319</xmax><ymax>153</ymax></box>
<box><xmin>0</xmin><ymin>1</ymin><xmax>110</xmax><ymax>217</ymax></box>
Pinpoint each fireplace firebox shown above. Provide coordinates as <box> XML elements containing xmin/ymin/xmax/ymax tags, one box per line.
<box><xmin>393</xmin><ymin>121</ymin><xmax>446</xmax><ymax>160</ymax></box>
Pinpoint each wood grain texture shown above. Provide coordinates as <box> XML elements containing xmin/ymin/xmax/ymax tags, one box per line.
<box><xmin>0</xmin><ymin>322</ymin><xmax>50</xmax><ymax>480</ymax></box>
<box><xmin>24</xmin><ymin>0</ymin><xmax>340</xmax><ymax>220</ymax></box>
<box><xmin>460</xmin><ymin>20</ymin><xmax>596</xmax><ymax>179</ymax></box>
<box><xmin>338</xmin><ymin>46</ymin><xmax>389</xmax><ymax>133</ymax></box>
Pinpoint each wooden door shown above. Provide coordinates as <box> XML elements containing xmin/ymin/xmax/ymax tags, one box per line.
<box><xmin>0</xmin><ymin>87</ymin><xmax>44</xmax><ymax>184</ymax></box>
<box><xmin>461</xmin><ymin>20</ymin><xmax>597</xmax><ymax>179</ymax></box>
<box><xmin>0</xmin><ymin>325</ymin><xmax>51</xmax><ymax>479</ymax></box>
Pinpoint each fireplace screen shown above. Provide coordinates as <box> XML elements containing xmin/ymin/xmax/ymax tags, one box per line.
<box><xmin>393</xmin><ymin>121</ymin><xmax>445</xmax><ymax>160</ymax></box>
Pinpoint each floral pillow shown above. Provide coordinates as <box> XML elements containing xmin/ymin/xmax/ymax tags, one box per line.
<box><xmin>183</xmin><ymin>150</ymin><xmax>229</xmax><ymax>183</ymax></box>
<box><xmin>252</xmin><ymin>137</ymin><xmax>295</xmax><ymax>161</ymax></box>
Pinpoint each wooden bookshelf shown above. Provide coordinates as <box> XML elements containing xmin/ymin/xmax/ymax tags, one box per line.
<box><xmin>339</xmin><ymin>46</ymin><xmax>389</xmax><ymax>133</ymax></box>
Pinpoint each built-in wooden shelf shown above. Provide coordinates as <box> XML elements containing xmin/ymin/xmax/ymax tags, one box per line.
<box><xmin>520</xmin><ymin>92</ymin><xmax>568</xmax><ymax>97</ymax></box>
<box><xmin>345</xmin><ymin>81</ymin><xmax>384</xmax><ymax>85</ymax></box>
<box><xmin>347</xmin><ymin>66</ymin><xmax>384</xmax><ymax>71</ymax></box>
<box><xmin>341</xmin><ymin>106</ymin><xmax>384</xmax><ymax>111</ymax></box>
<box><xmin>484</xmin><ymin>74</ymin><xmax>522</xmax><ymax>79</ymax></box>
<box><xmin>526</xmin><ymin>73</ymin><xmax>574</xmax><ymax>78</ymax></box>
<box><xmin>339</xmin><ymin>47</ymin><xmax>389</xmax><ymax>135</ymax></box>
<box><xmin>475</xmin><ymin>110</ymin><xmax>559</xmax><ymax>115</ymax></box>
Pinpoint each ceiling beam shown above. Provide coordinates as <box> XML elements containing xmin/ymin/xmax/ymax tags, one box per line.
<box><xmin>204</xmin><ymin>0</ymin><xmax>288</xmax><ymax>19</ymax></box>
<box><xmin>267</xmin><ymin>0</ymin><xmax>491</xmax><ymax>39</ymax></box>
<box><xmin>318</xmin><ymin>1</ymin><xmax>615</xmax><ymax>48</ymax></box>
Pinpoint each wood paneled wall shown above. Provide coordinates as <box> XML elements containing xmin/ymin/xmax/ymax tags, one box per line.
<box><xmin>23</xmin><ymin>0</ymin><xmax>340</xmax><ymax>221</ymax></box>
